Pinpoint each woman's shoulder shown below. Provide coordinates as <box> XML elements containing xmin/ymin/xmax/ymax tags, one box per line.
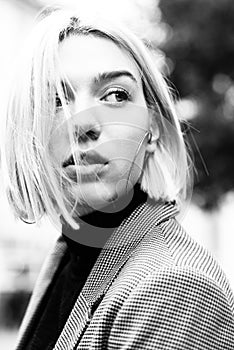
<box><xmin>158</xmin><ymin>218</ymin><xmax>231</xmax><ymax>292</ymax></box>
<box><xmin>105</xmin><ymin>222</ymin><xmax>234</xmax><ymax>349</ymax></box>
<box><xmin>116</xmin><ymin>215</ymin><xmax>234</xmax><ymax>310</ymax></box>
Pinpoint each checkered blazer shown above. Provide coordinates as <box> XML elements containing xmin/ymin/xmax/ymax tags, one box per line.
<box><xmin>15</xmin><ymin>200</ymin><xmax>234</xmax><ymax>349</ymax></box>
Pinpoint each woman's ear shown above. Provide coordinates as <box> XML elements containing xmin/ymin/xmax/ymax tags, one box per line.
<box><xmin>146</xmin><ymin>110</ymin><xmax>160</xmax><ymax>154</ymax></box>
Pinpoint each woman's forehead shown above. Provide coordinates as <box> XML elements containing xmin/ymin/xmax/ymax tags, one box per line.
<box><xmin>58</xmin><ymin>35</ymin><xmax>142</xmax><ymax>86</ymax></box>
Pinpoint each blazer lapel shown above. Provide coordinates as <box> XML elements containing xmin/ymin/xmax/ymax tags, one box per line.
<box><xmin>53</xmin><ymin>200</ymin><xmax>178</xmax><ymax>350</ymax></box>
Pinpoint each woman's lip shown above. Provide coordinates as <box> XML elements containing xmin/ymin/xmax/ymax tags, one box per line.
<box><xmin>65</xmin><ymin>163</ymin><xmax>108</xmax><ymax>179</ymax></box>
<box><xmin>62</xmin><ymin>151</ymin><xmax>109</xmax><ymax>168</ymax></box>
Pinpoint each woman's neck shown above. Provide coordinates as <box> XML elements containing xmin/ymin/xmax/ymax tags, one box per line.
<box><xmin>62</xmin><ymin>184</ymin><xmax>147</xmax><ymax>249</ymax></box>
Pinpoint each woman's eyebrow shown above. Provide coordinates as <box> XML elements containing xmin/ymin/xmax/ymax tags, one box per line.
<box><xmin>59</xmin><ymin>71</ymin><xmax>138</xmax><ymax>96</ymax></box>
<box><xmin>93</xmin><ymin>70</ymin><xmax>138</xmax><ymax>87</ymax></box>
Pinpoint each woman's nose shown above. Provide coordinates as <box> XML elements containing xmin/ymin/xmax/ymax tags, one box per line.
<box><xmin>74</xmin><ymin>123</ymin><xmax>101</xmax><ymax>145</ymax></box>
<box><xmin>72</xmin><ymin>107</ymin><xmax>101</xmax><ymax>147</ymax></box>
<box><xmin>68</xmin><ymin>92</ymin><xmax>101</xmax><ymax>146</ymax></box>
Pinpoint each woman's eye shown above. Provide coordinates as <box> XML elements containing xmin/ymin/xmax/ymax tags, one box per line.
<box><xmin>55</xmin><ymin>95</ymin><xmax>62</xmax><ymax>108</ymax></box>
<box><xmin>55</xmin><ymin>93</ymin><xmax>69</xmax><ymax>109</ymax></box>
<box><xmin>101</xmin><ymin>89</ymin><xmax>130</xmax><ymax>104</ymax></box>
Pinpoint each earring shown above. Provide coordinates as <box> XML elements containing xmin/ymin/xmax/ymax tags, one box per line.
<box><xmin>147</xmin><ymin>131</ymin><xmax>152</xmax><ymax>143</ymax></box>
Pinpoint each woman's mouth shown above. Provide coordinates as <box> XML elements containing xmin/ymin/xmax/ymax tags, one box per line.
<box><xmin>65</xmin><ymin>163</ymin><xmax>108</xmax><ymax>180</ymax></box>
<box><xmin>62</xmin><ymin>151</ymin><xmax>109</xmax><ymax>181</ymax></box>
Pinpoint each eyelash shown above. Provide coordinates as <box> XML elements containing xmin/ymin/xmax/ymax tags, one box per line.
<box><xmin>55</xmin><ymin>88</ymin><xmax>131</xmax><ymax>110</ymax></box>
<box><xmin>101</xmin><ymin>88</ymin><xmax>131</xmax><ymax>105</ymax></box>
<box><xmin>55</xmin><ymin>93</ymin><xmax>69</xmax><ymax>109</ymax></box>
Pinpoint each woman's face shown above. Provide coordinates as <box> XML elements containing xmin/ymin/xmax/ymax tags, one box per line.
<box><xmin>49</xmin><ymin>35</ymin><xmax>151</xmax><ymax>215</ymax></box>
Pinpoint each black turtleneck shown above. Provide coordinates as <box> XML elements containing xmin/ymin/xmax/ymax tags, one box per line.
<box><xmin>62</xmin><ymin>184</ymin><xmax>147</xmax><ymax>249</ymax></box>
<box><xmin>25</xmin><ymin>185</ymin><xmax>147</xmax><ymax>350</ymax></box>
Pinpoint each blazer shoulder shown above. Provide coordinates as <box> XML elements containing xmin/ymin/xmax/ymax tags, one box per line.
<box><xmin>157</xmin><ymin>218</ymin><xmax>234</xmax><ymax>307</ymax></box>
<box><xmin>114</xmin><ymin>215</ymin><xmax>234</xmax><ymax>309</ymax></box>
<box><xmin>132</xmin><ymin>266</ymin><xmax>234</xmax><ymax>319</ymax></box>
<box><xmin>142</xmin><ymin>266</ymin><xmax>234</xmax><ymax>313</ymax></box>
<box><xmin>107</xmin><ymin>266</ymin><xmax>234</xmax><ymax>349</ymax></box>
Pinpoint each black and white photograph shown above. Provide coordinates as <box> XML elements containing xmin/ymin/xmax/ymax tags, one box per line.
<box><xmin>0</xmin><ymin>0</ymin><xmax>234</xmax><ymax>349</ymax></box>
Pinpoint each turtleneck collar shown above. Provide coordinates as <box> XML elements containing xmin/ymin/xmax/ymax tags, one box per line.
<box><xmin>78</xmin><ymin>183</ymin><xmax>147</xmax><ymax>228</ymax></box>
<box><xmin>62</xmin><ymin>184</ymin><xmax>147</xmax><ymax>251</ymax></box>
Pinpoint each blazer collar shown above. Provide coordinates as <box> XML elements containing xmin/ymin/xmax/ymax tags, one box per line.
<box><xmin>83</xmin><ymin>199</ymin><xmax>178</xmax><ymax>304</ymax></box>
<box><xmin>54</xmin><ymin>199</ymin><xmax>178</xmax><ymax>349</ymax></box>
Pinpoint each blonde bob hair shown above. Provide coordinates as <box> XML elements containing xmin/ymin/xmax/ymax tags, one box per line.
<box><xmin>3</xmin><ymin>7</ymin><xmax>191</xmax><ymax>229</ymax></box>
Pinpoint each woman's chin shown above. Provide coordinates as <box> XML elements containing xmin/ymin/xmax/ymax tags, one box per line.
<box><xmin>71</xmin><ymin>181</ymin><xmax>119</xmax><ymax>212</ymax></box>
<box><xmin>71</xmin><ymin>180</ymin><xmax>134</xmax><ymax>216</ymax></box>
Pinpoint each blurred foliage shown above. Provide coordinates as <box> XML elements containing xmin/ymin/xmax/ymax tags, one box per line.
<box><xmin>159</xmin><ymin>0</ymin><xmax>234</xmax><ymax>209</ymax></box>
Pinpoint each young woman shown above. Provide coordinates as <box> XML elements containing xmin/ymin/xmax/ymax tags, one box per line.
<box><xmin>3</xmin><ymin>7</ymin><xmax>234</xmax><ymax>350</ymax></box>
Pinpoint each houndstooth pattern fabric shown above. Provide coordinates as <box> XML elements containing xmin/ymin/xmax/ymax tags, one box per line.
<box><xmin>15</xmin><ymin>200</ymin><xmax>234</xmax><ymax>349</ymax></box>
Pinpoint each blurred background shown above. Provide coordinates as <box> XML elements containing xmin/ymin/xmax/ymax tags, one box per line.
<box><xmin>0</xmin><ymin>0</ymin><xmax>234</xmax><ymax>348</ymax></box>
